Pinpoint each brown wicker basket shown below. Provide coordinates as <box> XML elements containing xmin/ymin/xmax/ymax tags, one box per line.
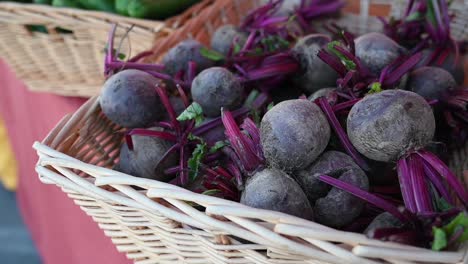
<box><xmin>33</xmin><ymin>0</ymin><xmax>468</xmax><ymax>263</ymax></box>
<box><xmin>0</xmin><ymin>2</ymin><xmax>194</xmax><ymax>97</ymax></box>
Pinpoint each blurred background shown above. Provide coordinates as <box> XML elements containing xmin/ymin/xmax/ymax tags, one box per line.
<box><xmin>0</xmin><ymin>119</ymin><xmax>42</xmax><ymax>263</ymax></box>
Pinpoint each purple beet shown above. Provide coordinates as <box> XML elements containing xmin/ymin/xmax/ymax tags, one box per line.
<box><xmin>260</xmin><ymin>99</ymin><xmax>330</xmax><ymax>171</ymax></box>
<box><xmin>295</xmin><ymin>151</ymin><xmax>369</xmax><ymax>228</ymax></box>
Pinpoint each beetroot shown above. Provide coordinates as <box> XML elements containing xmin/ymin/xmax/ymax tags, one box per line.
<box><xmin>118</xmin><ymin>127</ymin><xmax>177</xmax><ymax>181</ymax></box>
<box><xmin>191</xmin><ymin>67</ymin><xmax>244</xmax><ymax>117</ymax></box>
<box><xmin>364</xmin><ymin>212</ymin><xmax>403</xmax><ymax>236</ymax></box>
<box><xmin>347</xmin><ymin>90</ymin><xmax>435</xmax><ymax>162</ymax></box>
<box><xmin>347</xmin><ymin>90</ymin><xmax>467</xmax><ymax>213</ymax></box>
<box><xmin>355</xmin><ymin>32</ymin><xmax>406</xmax><ymax>76</ymax></box>
<box><xmin>292</xmin><ymin>34</ymin><xmax>339</xmax><ymax>93</ymax></box>
<box><xmin>210</xmin><ymin>24</ymin><xmax>248</xmax><ymax>56</ymax></box>
<box><xmin>100</xmin><ymin>69</ymin><xmax>165</xmax><ymax>128</ymax></box>
<box><xmin>241</xmin><ymin>168</ymin><xmax>314</xmax><ymax>220</ymax></box>
<box><xmin>295</xmin><ymin>151</ymin><xmax>369</xmax><ymax>228</ymax></box>
<box><xmin>406</xmin><ymin>66</ymin><xmax>457</xmax><ymax>100</ymax></box>
<box><xmin>419</xmin><ymin>49</ymin><xmax>465</xmax><ymax>85</ymax></box>
<box><xmin>260</xmin><ymin>99</ymin><xmax>330</xmax><ymax>171</ymax></box>
<box><xmin>162</xmin><ymin>40</ymin><xmax>215</xmax><ymax>76</ymax></box>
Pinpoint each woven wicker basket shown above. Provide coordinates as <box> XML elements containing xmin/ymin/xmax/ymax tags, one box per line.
<box><xmin>0</xmin><ymin>2</ymin><xmax>201</xmax><ymax>97</ymax></box>
<box><xmin>33</xmin><ymin>0</ymin><xmax>468</xmax><ymax>263</ymax></box>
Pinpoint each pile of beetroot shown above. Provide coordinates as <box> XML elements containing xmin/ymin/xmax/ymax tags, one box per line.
<box><xmin>99</xmin><ymin>0</ymin><xmax>467</xmax><ymax>251</ymax></box>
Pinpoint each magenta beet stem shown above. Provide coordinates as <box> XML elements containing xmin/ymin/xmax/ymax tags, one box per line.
<box><xmin>155</xmin><ymin>86</ymin><xmax>181</xmax><ymax>133</ymax></box>
<box><xmin>299</xmin><ymin>0</ymin><xmax>344</xmax><ymax>19</ymax></box>
<box><xmin>396</xmin><ymin>158</ymin><xmax>418</xmax><ymax>212</ymax></box>
<box><xmin>179</xmin><ymin>145</ymin><xmax>188</xmax><ymax>186</ymax></box>
<box><xmin>187</xmin><ymin>61</ymin><xmax>197</xmax><ymax>84</ymax></box>
<box><xmin>317</xmin><ymin>50</ymin><xmax>348</xmax><ymax>77</ymax></box>
<box><xmin>104</xmin><ymin>25</ymin><xmax>165</xmax><ymax>76</ymax></box>
<box><xmin>157</xmin><ymin>122</ymin><xmax>174</xmax><ymax>130</ymax></box>
<box><xmin>176</xmin><ymin>85</ymin><xmax>190</xmax><ymax>108</ymax></box>
<box><xmin>128</xmin><ymin>50</ymin><xmax>154</xmax><ymax>63</ymax></box>
<box><xmin>317</xmin><ymin>97</ymin><xmax>370</xmax><ymax>171</ymax></box>
<box><xmin>193</xmin><ymin>93</ymin><xmax>268</xmax><ymax>137</ymax></box>
<box><xmin>165</xmin><ymin>166</ymin><xmax>180</xmax><ymax>175</ymax></box>
<box><xmin>192</xmin><ymin>107</ymin><xmax>250</xmax><ymax>136</ymax></box>
<box><xmin>417</xmin><ymin>150</ymin><xmax>468</xmax><ymax>206</ymax></box>
<box><xmin>337</xmin><ymin>71</ymin><xmax>354</xmax><ymax>89</ymax></box>
<box><xmin>332</xmin><ymin>98</ymin><xmax>361</xmax><ymax>112</ymax></box>
<box><xmin>241</xmin><ymin>30</ymin><xmax>257</xmax><ymax>53</ymax></box>
<box><xmin>246</xmin><ymin>59</ymin><xmax>299</xmax><ymax>81</ymax></box>
<box><xmin>318</xmin><ymin>175</ymin><xmax>412</xmax><ymax>223</ymax></box>
<box><xmin>106</xmin><ymin>24</ymin><xmax>117</xmax><ymax>65</ymax></box>
<box><xmin>126</xmin><ymin>129</ymin><xmax>177</xmax><ymax>150</ymax></box>
<box><xmin>422</xmin><ymin>160</ymin><xmax>454</xmax><ymax>204</ymax></box>
<box><xmin>158</xmin><ymin>143</ymin><xmax>180</xmax><ymax>167</ymax></box>
<box><xmin>214</xmin><ymin>167</ymin><xmax>235</xmax><ymax>181</ymax></box>
<box><xmin>152</xmin><ymin>71</ymin><xmax>192</xmax><ymax>91</ymax></box>
<box><xmin>381</xmin><ymin>52</ymin><xmax>423</xmax><ymax>86</ymax></box>
<box><xmin>408</xmin><ymin>154</ymin><xmax>433</xmax><ymax>212</ymax></box>
<box><xmin>333</xmin><ymin>45</ymin><xmax>361</xmax><ymax>69</ymax></box>
<box><xmin>342</xmin><ymin>31</ymin><xmax>356</xmax><ymax>54</ymax></box>
<box><xmin>221</xmin><ymin>110</ymin><xmax>263</xmax><ymax>173</ymax></box>
<box><xmin>203</xmin><ymin>167</ymin><xmax>238</xmax><ymax>200</ymax></box>
<box><xmin>227</xmin><ymin>163</ymin><xmax>243</xmax><ymax>188</ymax></box>
<box><xmin>240</xmin><ymin>118</ymin><xmax>264</xmax><ymax>162</ymax></box>
<box><xmin>259</xmin><ymin>16</ymin><xmax>289</xmax><ymax>27</ymax></box>
<box><xmin>106</xmin><ymin>61</ymin><xmax>165</xmax><ymax>72</ymax></box>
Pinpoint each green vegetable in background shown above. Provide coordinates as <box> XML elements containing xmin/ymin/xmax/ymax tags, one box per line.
<box><xmin>3</xmin><ymin>0</ymin><xmax>201</xmax><ymax>20</ymax></box>
<box><xmin>79</xmin><ymin>0</ymin><xmax>115</xmax><ymax>12</ymax></box>
<box><xmin>52</xmin><ymin>0</ymin><xmax>82</xmax><ymax>8</ymax></box>
<box><xmin>0</xmin><ymin>0</ymin><xmax>32</xmax><ymax>2</ymax></box>
<box><xmin>127</xmin><ymin>0</ymin><xmax>200</xmax><ymax>19</ymax></box>
<box><xmin>115</xmin><ymin>0</ymin><xmax>130</xmax><ymax>16</ymax></box>
<box><xmin>34</xmin><ymin>0</ymin><xmax>52</xmax><ymax>4</ymax></box>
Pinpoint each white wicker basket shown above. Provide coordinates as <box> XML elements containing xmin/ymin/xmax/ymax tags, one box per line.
<box><xmin>33</xmin><ymin>1</ymin><xmax>468</xmax><ymax>263</ymax></box>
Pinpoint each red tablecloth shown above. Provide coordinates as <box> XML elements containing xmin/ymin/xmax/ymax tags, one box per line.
<box><xmin>0</xmin><ymin>60</ymin><xmax>131</xmax><ymax>264</ymax></box>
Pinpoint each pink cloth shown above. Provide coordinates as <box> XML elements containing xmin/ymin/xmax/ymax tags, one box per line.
<box><xmin>0</xmin><ymin>60</ymin><xmax>131</xmax><ymax>264</ymax></box>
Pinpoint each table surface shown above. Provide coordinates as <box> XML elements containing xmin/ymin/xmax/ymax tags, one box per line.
<box><xmin>0</xmin><ymin>60</ymin><xmax>131</xmax><ymax>264</ymax></box>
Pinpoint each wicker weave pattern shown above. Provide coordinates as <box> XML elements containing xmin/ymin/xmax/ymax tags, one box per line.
<box><xmin>0</xmin><ymin>3</ymin><xmax>169</xmax><ymax>97</ymax></box>
<box><xmin>32</xmin><ymin>1</ymin><xmax>468</xmax><ymax>263</ymax></box>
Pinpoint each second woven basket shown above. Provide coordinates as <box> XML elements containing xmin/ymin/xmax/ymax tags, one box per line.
<box><xmin>0</xmin><ymin>2</ymin><xmax>205</xmax><ymax>97</ymax></box>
